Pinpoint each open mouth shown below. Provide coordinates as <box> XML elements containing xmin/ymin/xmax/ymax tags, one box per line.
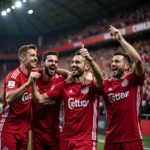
<box><xmin>72</xmin><ymin>68</ymin><xmax>77</xmax><ymax>71</ymax></box>
<box><xmin>49</xmin><ymin>66</ymin><xmax>56</xmax><ymax>73</ymax></box>
<box><xmin>72</xmin><ymin>67</ymin><xmax>78</xmax><ymax>72</ymax></box>
<box><xmin>112</xmin><ymin>67</ymin><xmax>118</xmax><ymax>71</ymax></box>
<box><xmin>31</xmin><ymin>61</ymin><xmax>37</xmax><ymax>66</ymax></box>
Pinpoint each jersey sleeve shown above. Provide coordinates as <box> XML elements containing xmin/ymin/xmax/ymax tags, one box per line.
<box><xmin>90</xmin><ymin>79</ymin><xmax>103</xmax><ymax>95</ymax></box>
<box><xmin>5</xmin><ymin>75</ymin><xmax>19</xmax><ymax>92</ymax></box>
<box><xmin>46</xmin><ymin>81</ymin><xmax>64</xmax><ymax>100</ymax></box>
<box><xmin>128</xmin><ymin>72</ymin><xmax>145</xmax><ymax>86</ymax></box>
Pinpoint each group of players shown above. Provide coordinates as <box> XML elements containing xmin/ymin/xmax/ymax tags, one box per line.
<box><xmin>0</xmin><ymin>25</ymin><xmax>145</xmax><ymax>150</ymax></box>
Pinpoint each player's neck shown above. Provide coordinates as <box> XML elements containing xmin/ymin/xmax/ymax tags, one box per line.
<box><xmin>42</xmin><ymin>71</ymin><xmax>53</xmax><ymax>81</ymax></box>
<box><xmin>20</xmin><ymin>64</ymin><xmax>31</xmax><ymax>76</ymax></box>
<box><xmin>73</xmin><ymin>72</ymin><xmax>87</xmax><ymax>83</ymax></box>
<box><xmin>114</xmin><ymin>72</ymin><xmax>128</xmax><ymax>80</ymax></box>
<box><xmin>73</xmin><ymin>76</ymin><xmax>84</xmax><ymax>83</ymax></box>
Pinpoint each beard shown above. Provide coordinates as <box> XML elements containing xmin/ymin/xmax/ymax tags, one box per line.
<box><xmin>112</xmin><ymin>68</ymin><xmax>124</xmax><ymax>78</ymax></box>
<box><xmin>45</xmin><ymin>66</ymin><xmax>56</xmax><ymax>77</ymax></box>
<box><xmin>71</xmin><ymin>69</ymin><xmax>84</xmax><ymax>78</ymax></box>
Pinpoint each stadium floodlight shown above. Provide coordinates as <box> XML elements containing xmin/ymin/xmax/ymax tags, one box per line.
<box><xmin>23</xmin><ymin>0</ymin><xmax>27</xmax><ymax>3</ymax></box>
<box><xmin>15</xmin><ymin>1</ymin><xmax>22</xmax><ymax>8</ymax></box>
<box><xmin>1</xmin><ymin>11</ymin><xmax>7</xmax><ymax>16</ymax></box>
<box><xmin>28</xmin><ymin>10</ymin><xmax>33</xmax><ymax>14</ymax></box>
<box><xmin>12</xmin><ymin>5</ymin><xmax>16</xmax><ymax>9</ymax></box>
<box><xmin>6</xmin><ymin>8</ymin><xmax>11</xmax><ymax>13</ymax></box>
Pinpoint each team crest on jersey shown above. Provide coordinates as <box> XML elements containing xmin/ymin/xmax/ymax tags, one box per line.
<box><xmin>121</xmin><ymin>79</ymin><xmax>129</xmax><ymax>87</ymax></box>
<box><xmin>50</xmin><ymin>84</ymin><xmax>55</xmax><ymax>90</ymax></box>
<box><xmin>3</xmin><ymin>146</ymin><xmax>9</xmax><ymax>150</ymax></box>
<box><xmin>8</xmin><ymin>81</ymin><xmax>15</xmax><ymax>88</ymax></box>
<box><xmin>81</xmin><ymin>86</ymin><xmax>89</xmax><ymax>94</ymax></box>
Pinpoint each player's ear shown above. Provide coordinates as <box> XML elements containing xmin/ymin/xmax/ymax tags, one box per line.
<box><xmin>125</xmin><ymin>63</ymin><xmax>130</xmax><ymax>71</ymax></box>
<box><xmin>85</xmin><ymin>64</ymin><xmax>90</xmax><ymax>72</ymax></box>
<box><xmin>20</xmin><ymin>55</ymin><xmax>25</xmax><ymax>62</ymax></box>
<box><xmin>41</xmin><ymin>61</ymin><xmax>44</xmax><ymax>67</ymax></box>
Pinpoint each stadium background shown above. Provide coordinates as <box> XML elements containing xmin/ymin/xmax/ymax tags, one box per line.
<box><xmin>0</xmin><ymin>0</ymin><xmax>150</xmax><ymax>149</ymax></box>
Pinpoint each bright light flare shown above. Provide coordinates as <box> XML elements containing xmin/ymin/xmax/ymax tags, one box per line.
<box><xmin>1</xmin><ymin>11</ymin><xmax>7</xmax><ymax>16</ymax></box>
<box><xmin>28</xmin><ymin>10</ymin><xmax>33</xmax><ymax>14</ymax></box>
<box><xmin>15</xmin><ymin>1</ymin><xmax>22</xmax><ymax>8</ymax></box>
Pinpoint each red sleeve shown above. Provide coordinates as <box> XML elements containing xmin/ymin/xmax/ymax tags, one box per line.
<box><xmin>128</xmin><ymin>72</ymin><xmax>145</xmax><ymax>86</ymax></box>
<box><xmin>5</xmin><ymin>74</ymin><xmax>19</xmax><ymax>92</ymax></box>
<box><xmin>46</xmin><ymin>81</ymin><xmax>64</xmax><ymax>100</ymax></box>
<box><xmin>90</xmin><ymin>79</ymin><xmax>103</xmax><ymax>95</ymax></box>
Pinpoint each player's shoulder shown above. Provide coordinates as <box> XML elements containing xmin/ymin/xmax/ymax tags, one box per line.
<box><xmin>5</xmin><ymin>67</ymin><xmax>21</xmax><ymax>80</ymax></box>
<box><xmin>54</xmin><ymin>73</ymin><xmax>65</xmax><ymax>81</ymax></box>
<box><xmin>104</xmin><ymin>78</ymin><xmax>113</xmax><ymax>84</ymax></box>
<box><xmin>54</xmin><ymin>73</ymin><xmax>63</xmax><ymax>78</ymax></box>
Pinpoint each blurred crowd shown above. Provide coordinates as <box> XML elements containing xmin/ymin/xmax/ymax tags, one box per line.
<box><xmin>0</xmin><ymin>4</ymin><xmax>150</xmax><ymax>54</ymax></box>
<box><xmin>40</xmin><ymin>5</ymin><xmax>150</xmax><ymax>50</ymax></box>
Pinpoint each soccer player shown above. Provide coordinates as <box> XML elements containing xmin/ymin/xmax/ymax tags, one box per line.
<box><xmin>0</xmin><ymin>44</ymin><xmax>40</xmax><ymax>150</ymax></box>
<box><xmin>101</xmin><ymin>25</ymin><xmax>145</xmax><ymax>150</ymax></box>
<box><xmin>31</xmin><ymin>45</ymin><xmax>103</xmax><ymax>150</ymax></box>
<box><xmin>31</xmin><ymin>51</ymin><xmax>65</xmax><ymax>150</ymax></box>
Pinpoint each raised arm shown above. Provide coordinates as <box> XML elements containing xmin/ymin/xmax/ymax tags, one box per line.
<box><xmin>56</xmin><ymin>68</ymin><xmax>71</xmax><ymax>78</ymax></box>
<box><xmin>109</xmin><ymin>25</ymin><xmax>144</xmax><ymax>76</ymax></box>
<box><xmin>80</xmin><ymin>44</ymin><xmax>104</xmax><ymax>88</ymax></box>
<box><xmin>6</xmin><ymin>72</ymin><xmax>41</xmax><ymax>104</ymax></box>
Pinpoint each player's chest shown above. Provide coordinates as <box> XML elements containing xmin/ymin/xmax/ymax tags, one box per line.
<box><xmin>64</xmin><ymin>85</ymin><xmax>90</xmax><ymax>99</ymax></box>
<box><xmin>63</xmin><ymin>85</ymin><xmax>91</xmax><ymax>107</ymax></box>
<box><xmin>104</xmin><ymin>79</ymin><xmax>131</xmax><ymax>104</ymax></box>
<box><xmin>36</xmin><ymin>83</ymin><xmax>56</xmax><ymax>93</ymax></box>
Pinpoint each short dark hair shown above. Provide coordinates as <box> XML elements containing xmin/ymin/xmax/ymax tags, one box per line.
<box><xmin>18</xmin><ymin>44</ymin><xmax>37</xmax><ymax>58</ymax></box>
<box><xmin>114</xmin><ymin>51</ymin><xmax>131</xmax><ymax>65</ymax></box>
<box><xmin>42</xmin><ymin>51</ymin><xmax>59</xmax><ymax>62</ymax></box>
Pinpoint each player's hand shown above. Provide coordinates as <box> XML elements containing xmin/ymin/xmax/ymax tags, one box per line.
<box><xmin>82</xmin><ymin>72</ymin><xmax>93</xmax><ymax>85</ymax></box>
<box><xmin>80</xmin><ymin>44</ymin><xmax>93</xmax><ymax>61</ymax></box>
<box><xmin>28</xmin><ymin>71</ymin><xmax>41</xmax><ymax>85</ymax></box>
<box><xmin>65</xmin><ymin>73</ymin><xmax>75</xmax><ymax>84</ymax></box>
<box><xmin>109</xmin><ymin>25</ymin><xmax>122</xmax><ymax>41</ymax></box>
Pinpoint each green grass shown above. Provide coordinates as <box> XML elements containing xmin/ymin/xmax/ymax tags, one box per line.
<box><xmin>97</xmin><ymin>135</ymin><xmax>150</xmax><ymax>150</ymax></box>
<box><xmin>28</xmin><ymin>132</ymin><xmax>150</xmax><ymax>150</ymax></box>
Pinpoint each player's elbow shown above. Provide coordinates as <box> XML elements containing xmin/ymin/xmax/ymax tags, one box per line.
<box><xmin>6</xmin><ymin>95</ymin><xmax>13</xmax><ymax>105</ymax></box>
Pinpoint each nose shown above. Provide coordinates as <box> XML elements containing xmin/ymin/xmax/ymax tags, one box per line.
<box><xmin>51</xmin><ymin>61</ymin><xmax>57</xmax><ymax>66</ymax></box>
<box><xmin>34</xmin><ymin>56</ymin><xmax>38</xmax><ymax>61</ymax></box>
<box><xmin>71</xmin><ymin>62</ymin><xmax>76</xmax><ymax>67</ymax></box>
<box><xmin>111</xmin><ymin>61</ymin><xmax>116</xmax><ymax>66</ymax></box>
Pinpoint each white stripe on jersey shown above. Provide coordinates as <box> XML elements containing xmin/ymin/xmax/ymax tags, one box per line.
<box><xmin>11</xmin><ymin>69</ymin><xmax>20</xmax><ymax>79</ymax></box>
<box><xmin>92</xmin><ymin>95</ymin><xmax>98</xmax><ymax>141</ymax></box>
<box><xmin>92</xmin><ymin>141</ymin><xmax>96</xmax><ymax>150</ymax></box>
<box><xmin>136</xmin><ymin>85</ymin><xmax>143</xmax><ymax>140</ymax></box>
<box><xmin>0</xmin><ymin>103</ymin><xmax>10</xmax><ymax>132</ymax></box>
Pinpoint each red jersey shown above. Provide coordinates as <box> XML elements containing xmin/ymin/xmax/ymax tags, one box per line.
<box><xmin>46</xmin><ymin>80</ymin><xmax>100</xmax><ymax>141</ymax></box>
<box><xmin>0</xmin><ymin>67</ymin><xmax>32</xmax><ymax>133</ymax></box>
<box><xmin>101</xmin><ymin>72</ymin><xmax>145</xmax><ymax>143</ymax></box>
<box><xmin>31</xmin><ymin>73</ymin><xmax>64</xmax><ymax>133</ymax></box>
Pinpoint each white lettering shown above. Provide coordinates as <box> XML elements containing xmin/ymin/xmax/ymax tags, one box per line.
<box><xmin>68</xmin><ymin>98</ymin><xmax>89</xmax><ymax>109</ymax></box>
<box><xmin>22</xmin><ymin>93</ymin><xmax>32</xmax><ymax>102</ymax></box>
<box><xmin>44</xmin><ymin>100</ymin><xmax>56</xmax><ymax>105</ymax></box>
<box><xmin>132</xmin><ymin>21</ymin><xmax>150</xmax><ymax>32</ymax></box>
<box><xmin>108</xmin><ymin>91</ymin><xmax>129</xmax><ymax>103</ymax></box>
